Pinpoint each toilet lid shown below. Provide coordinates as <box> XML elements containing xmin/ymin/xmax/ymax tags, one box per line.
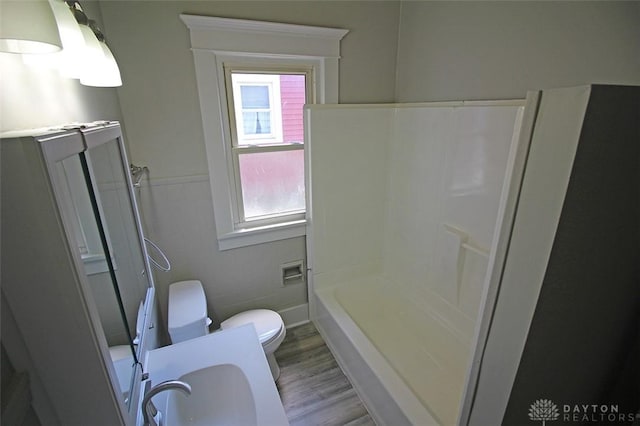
<box><xmin>220</xmin><ymin>309</ymin><xmax>283</xmax><ymax>343</ymax></box>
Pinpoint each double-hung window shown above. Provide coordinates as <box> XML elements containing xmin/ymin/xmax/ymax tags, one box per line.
<box><xmin>181</xmin><ymin>14</ymin><xmax>348</xmax><ymax>249</ymax></box>
<box><xmin>225</xmin><ymin>68</ymin><xmax>312</xmax><ymax>226</ymax></box>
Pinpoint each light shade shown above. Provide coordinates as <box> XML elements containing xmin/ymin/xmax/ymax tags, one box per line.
<box><xmin>49</xmin><ymin>0</ymin><xmax>85</xmax><ymax>78</ymax></box>
<box><xmin>98</xmin><ymin>42</ymin><xmax>122</xmax><ymax>87</ymax></box>
<box><xmin>0</xmin><ymin>0</ymin><xmax>62</xmax><ymax>54</ymax></box>
<box><xmin>78</xmin><ymin>24</ymin><xmax>122</xmax><ymax>87</ymax></box>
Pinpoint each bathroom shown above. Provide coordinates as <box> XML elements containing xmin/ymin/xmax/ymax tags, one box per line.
<box><xmin>1</xmin><ymin>1</ymin><xmax>639</xmax><ymax>426</ymax></box>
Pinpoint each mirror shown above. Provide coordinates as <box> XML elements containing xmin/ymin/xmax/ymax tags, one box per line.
<box><xmin>52</xmin><ymin>129</ymin><xmax>152</xmax><ymax>409</ymax></box>
<box><xmin>83</xmin><ymin>137</ymin><xmax>150</xmax><ymax>354</ymax></box>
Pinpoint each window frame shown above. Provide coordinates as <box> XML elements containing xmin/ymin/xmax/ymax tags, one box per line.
<box><xmin>224</xmin><ymin>65</ymin><xmax>314</xmax><ymax>229</ymax></box>
<box><xmin>230</xmin><ymin>73</ymin><xmax>283</xmax><ymax>144</ymax></box>
<box><xmin>181</xmin><ymin>14</ymin><xmax>348</xmax><ymax>250</ymax></box>
<box><xmin>55</xmin><ymin>155</ymin><xmax>113</xmax><ymax>275</ymax></box>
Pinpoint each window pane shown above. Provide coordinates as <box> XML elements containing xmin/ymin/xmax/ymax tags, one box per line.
<box><xmin>231</xmin><ymin>72</ymin><xmax>306</xmax><ymax>146</ymax></box>
<box><xmin>242</xmin><ymin>111</ymin><xmax>271</xmax><ymax>135</ymax></box>
<box><xmin>239</xmin><ymin>150</ymin><xmax>305</xmax><ymax>219</ymax></box>
<box><xmin>280</xmin><ymin>74</ymin><xmax>306</xmax><ymax>144</ymax></box>
<box><xmin>240</xmin><ymin>85</ymin><xmax>270</xmax><ymax>109</ymax></box>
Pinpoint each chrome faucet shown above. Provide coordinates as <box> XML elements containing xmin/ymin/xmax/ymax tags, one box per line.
<box><xmin>141</xmin><ymin>380</ymin><xmax>192</xmax><ymax>426</ymax></box>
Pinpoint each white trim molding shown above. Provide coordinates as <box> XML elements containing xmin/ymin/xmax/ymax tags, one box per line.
<box><xmin>180</xmin><ymin>15</ymin><xmax>348</xmax><ymax>57</ymax></box>
<box><xmin>181</xmin><ymin>14</ymin><xmax>348</xmax><ymax>250</ymax></box>
<box><xmin>278</xmin><ymin>303</ymin><xmax>310</xmax><ymax>329</ymax></box>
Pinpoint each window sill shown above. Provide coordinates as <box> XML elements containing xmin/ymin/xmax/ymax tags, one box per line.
<box><xmin>82</xmin><ymin>253</ymin><xmax>111</xmax><ymax>275</ymax></box>
<box><xmin>217</xmin><ymin>219</ymin><xmax>306</xmax><ymax>251</ymax></box>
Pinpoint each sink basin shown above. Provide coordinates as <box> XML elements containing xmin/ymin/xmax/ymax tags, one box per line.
<box><xmin>142</xmin><ymin>324</ymin><xmax>288</xmax><ymax>426</ymax></box>
<box><xmin>166</xmin><ymin>364</ymin><xmax>256</xmax><ymax>426</ymax></box>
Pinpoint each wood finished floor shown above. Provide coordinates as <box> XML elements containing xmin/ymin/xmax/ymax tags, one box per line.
<box><xmin>275</xmin><ymin>322</ymin><xmax>376</xmax><ymax>426</ymax></box>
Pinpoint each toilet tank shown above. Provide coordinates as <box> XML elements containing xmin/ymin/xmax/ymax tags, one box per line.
<box><xmin>168</xmin><ymin>280</ymin><xmax>211</xmax><ymax>344</ymax></box>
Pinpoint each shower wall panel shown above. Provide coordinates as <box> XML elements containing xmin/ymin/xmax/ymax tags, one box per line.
<box><xmin>305</xmin><ymin>106</ymin><xmax>392</xmax><ymax>280</ymax></box>
<box><xmin>307</xmin><ymin>102</ymin><xmax>523</xmax><ymax>332</ymax></box>
<box><xmin>306</xmin><ymin>100</ymin><xmax>524</xmax><ymax>425</ymax></box>
<box><xmin>385</xmin><ymin>105</ymin><xmax>522</xmax><ymax>332</ymax></box>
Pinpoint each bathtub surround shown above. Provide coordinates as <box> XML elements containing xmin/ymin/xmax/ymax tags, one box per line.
<box><xmin>306</xmin><ymin>101</ymin><xmax>525</xmax><ymax>425</ymax></box>
<box><xmin>306</xmin><ymin>86</ymin><xmax>640</xmax><ymax>425</ymax></box>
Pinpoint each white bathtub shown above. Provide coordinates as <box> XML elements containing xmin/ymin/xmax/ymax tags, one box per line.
<box><xmin>312</xmin><ymin>274</ymin><xmax>473</xmax><ymax>426</ymax></box>
<box><xmin>305</xmin><ymin>101</ymin><xmax>525</xmax><ymax>425</ymax></box>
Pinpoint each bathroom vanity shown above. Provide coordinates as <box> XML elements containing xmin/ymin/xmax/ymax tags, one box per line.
<box><xmin>2</xmin><ymin>121</ymin><xmax>289</xmax><ymax>426</ymax></box>
<box><xmin>2</xmin><ymin>122</ymin><xmax>156</xmax><ymax>425</ymax></box>
<box><xmin>143</xmin><ymin>324</ymin><xmax>289</xmax><ymax>426</ymax></box>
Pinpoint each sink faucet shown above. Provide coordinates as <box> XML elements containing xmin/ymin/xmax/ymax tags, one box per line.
<box><xmin>142</xmin><ymin>380</ymin><xmax>192</xmax><ymax>426</ymax></box>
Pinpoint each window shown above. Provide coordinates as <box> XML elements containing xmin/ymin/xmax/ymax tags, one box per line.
<box><xmin>56</xmin><ymin>155</ymin><xmax>111</xmax><ymax>275</ymax></box>
<box><xmin>231</xmin><ymin>73</ymin><xmax>283</xmax><ymax>144</ymax></box>
<box><xmin>226</xmin><ymin>69</ymin><xmax>311</xmax><ymax>226</ymax></box>
<box><xmin>181</xmin><ymin>14</ymin><xmax>348</xmax><ymax>249</ymax></box>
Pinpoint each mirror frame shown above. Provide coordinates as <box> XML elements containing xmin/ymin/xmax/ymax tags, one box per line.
<box><xmin>39</xmin><ymin>122</ymin><xmax>154</xmax><ymax>419</ymax></box>
<box><xmin>80</xmin><ymin>123</ymin><xmax>157</xmax><ymax>362</ymax></box>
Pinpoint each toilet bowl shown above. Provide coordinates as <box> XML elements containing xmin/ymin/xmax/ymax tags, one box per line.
<box><xmin>109</xmin><ymin>302</ymin><xmax>145</xmax><ymax>395</ymax></box>
<box><xmin>167</xmin><ymin>280</ymin><xmax>286</xmax><ymax>380</ymax></box>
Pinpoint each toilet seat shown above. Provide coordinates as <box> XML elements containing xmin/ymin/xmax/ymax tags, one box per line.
<box><xmin>220</xmin><ymin>309</ymin><xmax>284</xmax><ymax>345</ymax></box>
<box><xmin>167</xmin><ymin>280</ymin><xmax>286</xmax><ymax>380</ymax></box>
<box><xmin>220</xmin><ymin>309</ymin><xmax>286</xmax><ymax>379</ymax></box>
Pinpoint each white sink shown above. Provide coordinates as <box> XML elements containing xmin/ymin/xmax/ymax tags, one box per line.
<box><xmin>165</xmin><ymin>364</ymin><xmax>256</xmax><ymax>425</ymax></box>
<box><xmin>142</xmin><ymin>324</ymin><xmax>288</xmax><ymax>426</ymax></box>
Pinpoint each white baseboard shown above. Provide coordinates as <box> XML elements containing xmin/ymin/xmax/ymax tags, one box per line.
<box><xmin>278</xmin><ymin>303</ymin><xmax>309</xmax><ymax>328</ymax></box>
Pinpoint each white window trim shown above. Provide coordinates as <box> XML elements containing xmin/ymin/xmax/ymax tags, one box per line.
<box><xmin>181</xmin><ymin>15</ymin><xmax>348</xmax><ymax>250</ymax></box>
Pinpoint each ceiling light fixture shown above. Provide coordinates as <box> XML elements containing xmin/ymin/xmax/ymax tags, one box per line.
<box><xmin>0</xmin><ymin>0</ymin><xmax>62</xmax><ymax>54</ymax></box>
<box><xmin>50</xmin><ymin>0</ymin><xmax>85</xmax><ymax>78</ymax></box>
<box><xmin>70</xmin><ymin>2</ymin><xmax>122</xmax><ymax>87</ymax></box>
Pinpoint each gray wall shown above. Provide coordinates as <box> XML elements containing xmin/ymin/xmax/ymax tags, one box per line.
<box><xmin>395</xmin><ymin>1</ymin><xmax>640</xmax><ymax>102</ymax></box>
<box><xmin>503</xmin><ymin>86</ymin><xmax>640</xmax><ymax>424</ymax></box>
<box><xmin>97</xmin><ymin>1</ymin><xmax>401</xmax><ymax>330</ymax></box>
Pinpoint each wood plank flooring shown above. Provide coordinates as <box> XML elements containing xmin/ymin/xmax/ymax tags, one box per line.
<box><xmin>275</xmin><ymin>322</ymin><xmax>376</xmax><ymax>426</ymax></box>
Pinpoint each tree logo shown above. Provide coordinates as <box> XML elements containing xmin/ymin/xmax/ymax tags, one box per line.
<box><xmin>529</xmin><ymin>399</ymin><xmax>560</xmax><ymax>425</ymax></box>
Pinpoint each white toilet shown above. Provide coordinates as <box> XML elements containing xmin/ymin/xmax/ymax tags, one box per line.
<box><xmin>109</xmin><ymin>302</ymin><xmax>145</xmax><ymax>395</ymax></box>
<box><xmin>167</xmin><ymin>280</ymin><xmax>286</xmax><ymax>380</ymax></box>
